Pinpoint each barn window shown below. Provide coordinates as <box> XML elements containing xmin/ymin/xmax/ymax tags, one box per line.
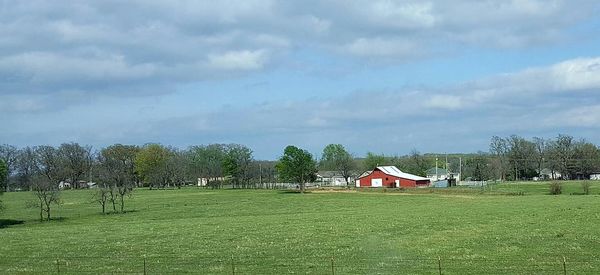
<box><xmin>386</xmin><ymin>177</ymin><xmax>388</xmax><ymax>180</ymax></box>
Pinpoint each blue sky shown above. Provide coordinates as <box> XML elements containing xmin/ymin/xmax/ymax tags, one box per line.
<box><xmin>1</xmin><ymin>1</ymin><xmax>600</xmax><ymax>159</ymax></box>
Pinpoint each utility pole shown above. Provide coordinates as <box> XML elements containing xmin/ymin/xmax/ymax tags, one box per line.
<box><xmin>459</xmin><ymin>157</ymin><xmax>462</xmax><ymax>183</ymax></box>
<box><xmin>445</xmin><ymin>154</ymin><xmax>448</xmax><ymax>179</ymax></box>
<box><xmin>435</xmin><ymin>157</ymin><xmax>439</xmax><ymax>181</ymax></box>
<box><xmin>259</xmin><ymin>162</ymin><xmax>262</xmax><ymax>187</ymax></box>
<box><xmin>445</xmin><ymin>154</ymin><xmax>448</xmax><ymax>170</ymax></box>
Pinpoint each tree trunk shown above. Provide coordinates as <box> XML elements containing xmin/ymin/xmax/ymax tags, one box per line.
<box><xmin>120</xmin><ymin>195</ymin><xmax>125</xmax><ymax>213</ymax></box>
<box><xmin>46</xmin><ymin>204</ymin><xmax>51</xmax><ymax>221</ymax></box>
<box><xmin>111</xmin><ymin>195</ymin><xmax>117</xmax><ymax>212</ymax></box>
<box><xmin>39</xmin><ymin>202</ymin><xmax>43</xmax><ymax>222</ymax></box>
<box><xmin>102</xmin><ymin>201</ymin><xmax>106</xmax><ymax>214</ymax></box>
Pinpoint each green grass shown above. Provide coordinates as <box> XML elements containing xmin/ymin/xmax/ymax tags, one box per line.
<box><xmin>1</xmin><ymin>184</ymin><xmax>600</xmax><ymax>274</ymax></box>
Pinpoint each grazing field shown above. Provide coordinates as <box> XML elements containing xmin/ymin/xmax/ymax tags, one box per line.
<box><xmin>1</xmin><ymin>182</ymin><xmax>600</xmax><ymax>274</ymax></box>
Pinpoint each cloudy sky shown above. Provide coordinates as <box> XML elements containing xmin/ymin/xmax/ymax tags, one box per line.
<box><xmin>1</xmin><ymin>1</ymin><xmax>600</xmax><ymax>159</ymax></box>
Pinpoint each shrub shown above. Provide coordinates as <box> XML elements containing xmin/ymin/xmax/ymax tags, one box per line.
<box><xmin>582</xmin><ymin>181</ymin><xmax>591</xmax><ymax>195</ymax></box>
<box><xmin>549</xmin><ymin>182</ymin><xmax>562</xmax><ymax>195</ymax></box>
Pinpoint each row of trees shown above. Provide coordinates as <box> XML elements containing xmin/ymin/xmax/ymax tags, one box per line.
<box><xmin>1</xmin><ymin>134</ymin><xmax>599</xmax><ymax>219</ymax></box>
<box><xmin>489</xmin><ymin>134</ymin><xmax>600</xmax><ymax>181</ymax></box>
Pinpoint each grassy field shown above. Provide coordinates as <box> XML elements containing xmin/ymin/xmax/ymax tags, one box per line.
<box><xmin>1</xmin><ymin>181</ymin><xmax>600</xmax><ymax>274</ymax></box>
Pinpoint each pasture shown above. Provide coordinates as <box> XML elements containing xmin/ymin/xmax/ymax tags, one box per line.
<box><xmin>1</xmin><ymin>181</ymin><xmax>600</xmax><ymax>274</ymax></box>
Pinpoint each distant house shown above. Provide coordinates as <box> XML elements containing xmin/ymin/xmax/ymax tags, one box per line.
<box><xmin>58</xmin><ymin>180</ymin><xmax>94</xmax><ymax>189</ymax></box>
<box><xmin>197</xmin><ymin>177</ymin><xmax>227</xmax><ymax>187</ymax></box>
<box><xmin>316</xmin><ymin>171</ymin><xmax>351</xmax><ymax>187</ymax></box>
<box><xmin>58</xmin><ymin>181</ymin><xmax>71</xmax><ymax>189</ymax></box>
<box><xmin>590</xmin><ymin>173</ymin><xmax>600</xmax><ymax>180</ymax></box>
<box><xmin>426</xmin><ymin>167</ymin><xmax>460</xmax><ymax>183</ymax></box>
<box><xmin>356</xmin><ymin>166</ymin><xmax>430</xmax><ymax>188</ymax></box>
<box><xmin>536</xmin><ymin>168</ymin><xmax>561</xmax><ymax>180</ymax></box>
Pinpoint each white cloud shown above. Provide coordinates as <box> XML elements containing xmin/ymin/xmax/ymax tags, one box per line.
<box><xmin>426</xmin><ymin>95</ymin><xmax>462</xmax><ymax>110</ymax></box>
<box><xmin>207</xmin><ymin>50</ymin><xmax>268</xmax><ymax>71</ymax></box>
<box><xmin>344</xmin><ymin>37</ymin><xmax>420</xmax><ymax>59</ymax></box>
<box><xmin>544</xmin><ymin>105</ymin><xmax>600</xmax><ymax>127</ymax></box>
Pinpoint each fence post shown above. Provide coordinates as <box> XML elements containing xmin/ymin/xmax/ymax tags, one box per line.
<box><xmin>143</xmin><ymin>256</ymin><xmax>147</xmax><ymax>275</ymax></box>
<box><xmin>331</xmin><ymin>256</ymin><xmax>335</xmax><ymax>275</ymax></box>
<box><xmin>438</xmin><ymin>256</ymin><xmax>442</xmax><ymax>275</ymax></box>
<box><xmin>56</xmin><ymin>258</ymin><xmax>60</xmax><ymax>274</ymax></box>
<box><xmin>231</xmin><ymin>255</ymin><xmax>235</xmax><ymax>275</ymax></box>
<box><xmin>563</xmin><ymin>256</ymin><xmax>567</xmax><ymax>275</ymax></box>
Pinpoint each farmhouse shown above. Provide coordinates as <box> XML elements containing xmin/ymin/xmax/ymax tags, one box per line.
<box><xmin>316</xmin><ymin>171</ymin><xmax>351</xmax><ymax>187</ymax></box>
<box><xmin>356</xmin><ymin>166</ymin><xmax>430</xmax><ymax>188</ymax></box>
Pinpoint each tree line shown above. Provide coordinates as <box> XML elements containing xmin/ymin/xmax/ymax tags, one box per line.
<box><xmin>1</xmin><ymin>134</ymin><xmax>599</xmax><ymax>219</ymax></box>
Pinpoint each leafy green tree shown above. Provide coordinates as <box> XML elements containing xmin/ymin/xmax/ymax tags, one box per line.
<box><xmin>187</xmin><ymin>144</ymin><xmax>226</xmax><ymax>187</ymax></box>
<box><xmin>363</xmin><ymin>152</ymin><xmax>386</xmax><ymax>171</ymax></box>
<box><xmin>464</xmin><ymin>152</ymin><xmax>491</xmax><ymax>182</ymax></box>
<box><xmin>0</xmin><ymin>159</ymin><xmax>7</xmax><ymax>189</ymax></box>
<box><xmin>135</xmin><ymin>143</ymin><xmax>170</xmax><ymax>188</ymax></box>
<box><xmin>573</xmin><ymin>140</ymin><xmax>600</xmax><ymax>179</ymax></box>
<box><xmin>320</xmin><ymin>144</ymin><xmax>356</xmax><ymax>188</ymax></box>
<box><xmin>0</xmin><ymin>144</ymin><xmax>18</xmax><ymax>192</ymax></box>
<box><xmin>395</xmin><ymin>150</ymin><xmax>430</xmax><ymax>177</ymax></box>
<box><xmin>276</xmin><ymin>146</ymin><xmax>317</xmax><ymax>193</ymax></box>
<box><xmin>0</xmin><ymin>159</ymin><xmax>6</xmax><ymax>211</ymax></box>
<box><xmin>222</xmin><ymin>144</ymin><xmax>253</xmax><ymax>188</ymax></box>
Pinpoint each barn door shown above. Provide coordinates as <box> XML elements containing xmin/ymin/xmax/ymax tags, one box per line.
<box><xmin>371</xmin><ymin>178</ymin><xmax>382</xmax><ymax>187</ymax></box>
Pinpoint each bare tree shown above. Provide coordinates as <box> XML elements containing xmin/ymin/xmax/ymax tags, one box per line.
<box><xmin>532</xmin><ymin>137</ymin><xmax>547</xmax><ymax>177</ymax></box>
<box><xmin>16</xmin><ymin>147</ymin><xmax>36</xmax><ymax>191</ymax></box>
<box><xmin>31</xmin><ymin>176</ymin><xmax>61</xmax><ymax>221</ymax></box>
<box><xmin>30</xmin><ymin>145</ymin><xmax>65</xmax><ymax>221</ymax></box>
<box><xmin>92</xmin><ymin>182</ymin><xmax>111</xmax><ymax>214</ymax></box>
<box><xmin>489</xmin><ymin>136</ymin><xmax>508</xmax><ymax>181</ymax></box>
<box><xmin>98</xmin><ymin>144</ymin><xmax>138</xmax><ymax>213</ymax></box>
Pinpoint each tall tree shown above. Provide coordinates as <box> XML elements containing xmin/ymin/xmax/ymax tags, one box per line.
<box><xmin>0</xmin><ymin>159</ymin><xmax>6</xmax><ymax>212</ymax></box>
<box><xmin>276</xmin><ymin>146</ymin><xmax>317</xmax><ymax>193</ymax></box>
<box><xmin>464</xmin><ymin>152</ymin><xmax>491</xmax><ymax>182</ymax></box>
<box><xmin>319</xmin><ymin>144</ymin><xmax>356</xmax><ymax>188</ymax></box>
<box><xmin>16</xmin><ymin>147</ymin><xmax>36</xmax><ymax>191</ymax></box>
<box><xmin>363</xmin><ymin>152</ymin><xmax>386</xmax><ymax>171</ymax></box>
<box><xmin>59</xmin><ymin>143</ymin><xmax>93</xmax><ymax>189</ymax></box>
<box><xmin>135</xmin><ymin>143</ymin><xmax>170</xmax><ymax>188</ymax></box>
<box><xmin>166</xmin><ymin>148</ymin><xmax>188</xmax><ymax>189</ymax></box>
<box><xmin>532</xmin><ymin>137</ymin><xmax>547</xmax><ymax>177</ymax></box>
<box><xmin>0</xmin><ymin>144</ymin><xmax>18</xmax><ymax>192</ymax></box>
<box><xmin>31</xmin><ymin>145</ymin><xmax>65</xmax><ymax>221</ymax></box>
<box><xmin>394</xmin><ymin>149</ymin><xmax>435</xmax><ymax>177</ymax></box>
<box><xmin>489</xmin><ymin>136</ymin><xmax>508</xmax><ymax>181</ymax></box>
<box><xmin>222</xmin><ymin>144</ymin><xmax>253</xmax><ymax>188</ymax></box>
<box><xmin>547</xmin><ymin>134</ymin><xmax>576</xmax><ymax>179</ymax></box>
<box><xmin>506</xmin><ymin>135</ymin><xmax>537</xmax><ymax>180</ymax></box>
<box><xmin>573</xmin><ymin>140</ymin><xmax>600</xmax><ymax>179</ymax></box>
<box><xmin>98</xmin><ymin>144</ymin><xmax>139</xmax><ymax>212</ymax></box>
<box><xmin>187</xmin><ymin>144</ymin><xmax>226</xmax><ymax>187</ymax></box>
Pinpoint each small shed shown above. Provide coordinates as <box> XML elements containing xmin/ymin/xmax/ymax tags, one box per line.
<box><xmin>355</xmin><ymin>166</ymin><xmax>430</xmax><ymax>188</ymax></box>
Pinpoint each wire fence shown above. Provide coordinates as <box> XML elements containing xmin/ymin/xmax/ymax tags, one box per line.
<box><xmin>1</xmin><ymin>255</ymin><xmax>599</xmax><ymax>274</ymax></box>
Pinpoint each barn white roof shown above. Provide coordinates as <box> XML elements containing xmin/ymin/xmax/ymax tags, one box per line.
<box><xmin>376</xmin><ymin>166</ymin><xmax>430</xmax><ymax>181</ymax></box>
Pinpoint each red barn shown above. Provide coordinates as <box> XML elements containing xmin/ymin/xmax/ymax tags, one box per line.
<box><xmin>356</xmin><ymin>166</ymin><xmax>430</xmax><ymax>188</ymax></box>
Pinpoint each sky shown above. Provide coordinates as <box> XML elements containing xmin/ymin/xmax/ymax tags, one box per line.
<box><xmin>1</xmin><ymin>0</ymin><xmax>600</xmax><ymax>160</ymax></box>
